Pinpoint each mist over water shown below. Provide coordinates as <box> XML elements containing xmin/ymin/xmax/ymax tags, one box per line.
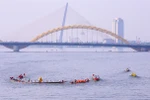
<box><xmin>0</xmin><ymin>51</ymin><xmax>150</xmax><ymax>100</ymax></box>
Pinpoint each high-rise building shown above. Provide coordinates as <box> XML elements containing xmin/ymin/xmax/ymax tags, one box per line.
<box><xmin>112</xmin><ymin>18</ymin><xmax>124</xmax><ymax>44</ymax></box>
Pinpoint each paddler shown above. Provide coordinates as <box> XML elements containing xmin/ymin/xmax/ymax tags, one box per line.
<box><xmin>92</xmin><ymin>74</ymin><xmax>100</xmax><ymax>81</ymax></box>
<box><xmin>125</xmin><ymin>68</ymin><xmax>130</xmax><ymax>72</ymax></box>
<box><xmin>18</xmin><ymin>74</ymin><xmax>23</xmax><ymax>79</ymax></box>
<box><xmin>18</xmin><ymin>73</ymin><xmax>26</xmax><ymax>79</ymax></box>
<box><xmin>131</xmin><ymin>72</ymin><xmax>137</xmax><ymax>77</ymax></box>
<box><xmin>10</xmin><ymin>77</ymin><xmax>19</xmax><ymax>81</ymax></box>
<box><xmin>38</xmin><ymin>77</ymin><xmax>43</xmax><ymax>83</ymax></box>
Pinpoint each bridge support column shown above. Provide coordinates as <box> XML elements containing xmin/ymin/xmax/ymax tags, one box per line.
<box><xmin>13</xmin><ymin>45</ymin><xmax>20</xmax><ymax>52</ymax></box>
<box><xmin>133</xmin><ymin>47</ymin><xmax>149</xmax><ymax>52</ymax></box>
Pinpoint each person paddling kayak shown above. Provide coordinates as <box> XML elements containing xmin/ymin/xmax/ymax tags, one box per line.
<box><xmin>18</xmin><ymin>73</ymin><xmax>26</xmax><ymax>79</ymax></box>
<box><xmin>131</xmin><ymin>72</ymin><xmax>137</xmax><ymax>77</ymax></box>
<box><xmin>92</xmin><ymin>74</ymin><xmax>100</xmax><ymax>81</ymax></box>
<box><xmin>125</xmin><ymin>68</ymin><xmax>130</xmax><ymax>72</ymax></box>
<box><xmin>10</xmin><ymin>77</ymin><xmax>19</xmax><ymax>81</ymax></box>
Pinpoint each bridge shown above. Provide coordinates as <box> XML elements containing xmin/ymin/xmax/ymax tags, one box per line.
<box><xmin>1</xmin><ymin>42</ymin><xmax>150</xmax><ymax>51</ymax></box>
<box><xmin>0</xmin><ymin>3</ymin><xmax>150</xmax><ymax>52</ymax></box>
<box><xmin>0</xmin><ymin>24</ymin><xmax>150</xmax><ymax>52</ymax></box>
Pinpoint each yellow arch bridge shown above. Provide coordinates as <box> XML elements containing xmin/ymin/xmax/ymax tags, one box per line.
<box><xmin>31</xmin><ymin>24</ymin><xmax>129</xmax><ymax>44</ymax></box>
<box><xmin>0</xmin><ymin>24</ymin><xmax>149</xmax><ymax>52</ymax></box>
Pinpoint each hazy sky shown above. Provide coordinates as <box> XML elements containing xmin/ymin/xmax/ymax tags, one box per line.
<box><xmin>0</xmin><ymin>0</ymin><xmax>150</xmax><ymax>41</ymax></box>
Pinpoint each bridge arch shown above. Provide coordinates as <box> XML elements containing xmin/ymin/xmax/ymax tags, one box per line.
<box><xmin>31</xmin><ymin>25</ymin><xmax>129</xmax><ymax>44</ymax></box>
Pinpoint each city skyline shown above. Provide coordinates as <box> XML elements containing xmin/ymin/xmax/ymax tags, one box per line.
<box><xmin>0</xmin><ymin>0</ymin><xmax>150</xmax><ymax>42</ymax></box>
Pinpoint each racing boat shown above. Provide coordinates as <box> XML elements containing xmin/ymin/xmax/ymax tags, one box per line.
<box><xmin>70</xmin><ymin>78</ymin><xmax>89</xmax><ymax>84</ymax></box>
<box><xmin>10</xmin><ymin>77</ymin><xmax>65</xmax><ymax>84</ymax></box>
<box><xmin>31</xmin><ymin>81</ymin><xmax>64</xmax><ymax>84</ymax></box>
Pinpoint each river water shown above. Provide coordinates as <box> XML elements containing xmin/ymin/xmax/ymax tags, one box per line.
<box><xmin>0</xmin><ymin>50</ymin><xmax>150</xmax><ymax>100</ymax></box>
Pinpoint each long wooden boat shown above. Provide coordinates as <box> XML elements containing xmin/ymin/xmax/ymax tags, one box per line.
<box><xmin>10</xmin><ymin>77</ymin><xmax>65</xmax><ymax>84</ymax></box>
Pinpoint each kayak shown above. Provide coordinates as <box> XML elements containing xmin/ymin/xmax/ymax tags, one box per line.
<box><xmin>93</xmin><ymin>77</ymin><xmax>100</xmax><ymax>81</ymax></box>
<box><xmin>130</xmin><ymin>72</ymin><xmax>137</xmax><ymax>77</ymax></box>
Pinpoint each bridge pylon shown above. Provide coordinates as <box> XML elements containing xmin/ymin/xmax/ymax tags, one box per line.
<box><xmin>59</xmin><ymin>3</ymin><xmax>68</xmax><ymax>42</ymax></box>
<box><xmin>13</xmin><ymin>45</ymin><xmax>20</xmax><ymax>52</ymax></box>
<box><xmin>132</xmin><ymin>47</ymin><xmax>150</xmax><ymax>52</ymax></box>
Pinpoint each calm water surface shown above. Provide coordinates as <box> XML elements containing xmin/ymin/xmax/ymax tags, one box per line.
<box><xmin>0</xmin><ymin>51</ymin><xmax>150</xmax><ymax>100</ymax></box>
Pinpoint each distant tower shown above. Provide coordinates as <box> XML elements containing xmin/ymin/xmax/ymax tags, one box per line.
<box><xmin>112</xmin><ymin>18</ymin><xmax>124</xmax><ymax>44</ymax></box>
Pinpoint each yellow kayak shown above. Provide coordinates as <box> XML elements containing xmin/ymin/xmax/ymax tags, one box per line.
<box><xmin>131</xmin><ymin>72</ymin><xmax>137</xmax><ymax>77</ymax></box>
